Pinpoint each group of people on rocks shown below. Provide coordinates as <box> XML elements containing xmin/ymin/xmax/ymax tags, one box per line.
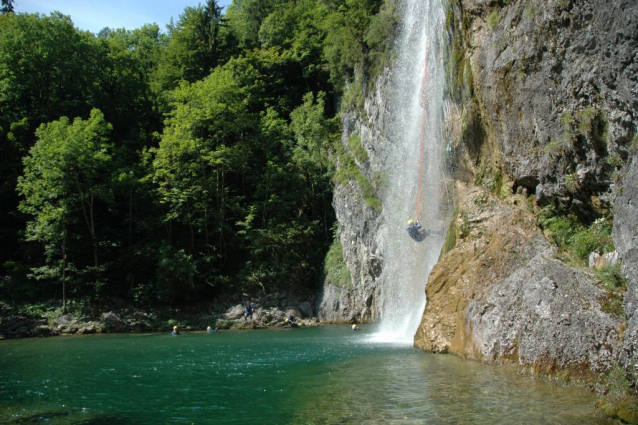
<box><xmin>170</xmin><ymin>302</ymin><xmax>364</xmax><ymax>334</ymax></box>
<box><xmin>172</xmin><ymin>217</ymin><xmax>435</xmax><ymax>336</ymax></box>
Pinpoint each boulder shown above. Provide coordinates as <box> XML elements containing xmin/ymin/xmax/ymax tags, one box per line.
<box><xmin>588</xmin><ymin>251</ymin><xmax>620</xmax><ymax>269</ymax></box>
<box><xmin>223</xmin><ymin>305</ymin><xmax>245</xmax><ymax>320</ymax></box>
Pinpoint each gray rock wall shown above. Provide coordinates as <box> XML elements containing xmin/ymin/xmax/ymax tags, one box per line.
<box><xmin>462</xmin><ymin>0</ymin><xmax>637</xmax><ymax>218</ymax></box>
<box><xmin>442</xmin><ymin>0</ymin><xmax>638</xmax><ymax>373</ymax></box>
<box><xmin>468</xmin><ymin>255</ymin><xmax>621</xmax><ymax>373</ymax></box>
<box><xmin>615</xmin><ymin>154</ymin><xmax>638</xmax><ymax>368</ymax></box>
<box><xmin>317</xmin><ymin>80</ymin><xmax>391</xmax><ymax>323</ymax></box>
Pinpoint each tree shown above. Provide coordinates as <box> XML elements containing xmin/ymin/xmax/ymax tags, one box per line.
<box><xmin>226</xmin><ymin>0</ymin><xmax>280</xmax><ymax>50</ymax></box>
<box><xmin>152</xmin><ymin>67</ymin><xmax>254</xmax><ymax>292</ymax></box>
<box><xmin>0</xmin><ymin>12</ymin><xmax>100</xmax><ymax>277</ymax></box>
<box><xmin>1</xmin><ymin>0</ymin><xmax>14</xmax><ymax>14</ymax></box>
<box><xmin>322</xmin><ymin>0</ymin><xmax>393</xmax><ymax>88</ymax></box>
<box><xmin>157</xmin><ymin>0</ymin><xmax>227</xmax><ymax>89</ymax></box>
<box><xmin>18</xmin><ymin>109</ymin><xmax>114</xmax><ymax>307</ymax></box>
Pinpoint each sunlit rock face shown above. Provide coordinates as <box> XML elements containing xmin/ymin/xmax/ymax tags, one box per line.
<box><xmin>457</xmin><ymin>0</ymin><xmax>638</xmax><ymax>220</ymax></box>
<box><xmin>415</xmin><ymin>188</ymin><xmax>622</xmax><ymax>376</ymax></box>
<box><xmin>316</xmin><ymin>89</ymin><xmax>389</xmax><ymax>324</ymax></box>
<box><xmin>412</xmin><ymin>0</ymin><xmax>637</xmax><ymax>376</ymax></box>
<box><xmin>615</xmin><ymin>155</ymin><xmax>638</xmax><ymax>370</ymax></box>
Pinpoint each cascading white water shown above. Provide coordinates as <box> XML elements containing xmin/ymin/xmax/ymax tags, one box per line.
<box><xmin>370</xmin><ymin>0</ymin><xmax>450</xmax><ymax>344</ymax></box>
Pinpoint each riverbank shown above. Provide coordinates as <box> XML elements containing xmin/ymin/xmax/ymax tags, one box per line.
<box><xmin>0</xmin><ymin>297</ymin><xmax>321</xmax><ymax>339</ymax></box>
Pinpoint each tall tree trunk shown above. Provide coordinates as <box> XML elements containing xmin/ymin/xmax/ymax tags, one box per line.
<box><xmin>128</xmin><ymin>186</ymin><xmax>134</xmax><ymax>290</ymax></box>
<box><xmin>90</xmin><ymin>193</ymin><xmax>99</xmax><ymax>284</ymax></box>
<box><xmin>219</xmin><ymin>171</ymin><xmax>225</xmax><ymax>267</ymax></box>
<box><xmin>62</xmin><ymin>207</ymin><xmax>67</xmax><ymax>313</ymax></box>
<box><xmin>75</xmin><ymin>180</ymin><xmax>100</xmax><ymax>285</ymax></box>
<box><xmin>202</xmin><ymin>162</ymin><xmax>210</xmax><ymax>246</ymax></box>
<box><xmin>128</xmin><ymin>185</ymin><xmax>133</xmax><ymax>247</ymax></box>
<box><xmin>186</xmin><ymin>200</ymin><xmax>195</xmax><ymax>253</ymax></box>
<box><xmin>166</xmin><ymin>219</ymin><xmax>173</xmax><ymax>243</ymax></box>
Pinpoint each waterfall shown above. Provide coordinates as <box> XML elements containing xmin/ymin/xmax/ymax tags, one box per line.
<box><xmin>371</xmin><ymin>0</ymin><xmax>450</xmax><ymax>344</ymax></box>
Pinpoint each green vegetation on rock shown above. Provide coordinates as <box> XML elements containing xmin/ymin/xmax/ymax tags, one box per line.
<box><xmin>537</xmin><ymin>205</ymin><xmax>614</xmax><ymax>266</ymax></box>
<box><xmin>597</xmin><ymin>365</ymin><xmax>638</xmax><ymax>424</ymax></box>
<box><xmin>334</xmin><ymin>149</ymin><xmax>383</xmax><ymax>212</ymax></box>
<box><xmin>487</xmin><ymin>11</ymin><xmax>500</xmax><ymax>31</ymax></box>
<box><xmin>347</xmin><ymin>134</ymin><xmax>369</xmax><ymax>163</ymax></box>
<box><xmin>324</xmin><ymin>239</ymin><xmax>352</xmax><ymax>288</ymax></box>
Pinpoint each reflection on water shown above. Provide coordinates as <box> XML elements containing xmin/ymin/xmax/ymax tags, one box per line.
<box><xmin>0</xmin><ymin>327</ymin><xmax>605</xmax><ymax>424</ymax></box>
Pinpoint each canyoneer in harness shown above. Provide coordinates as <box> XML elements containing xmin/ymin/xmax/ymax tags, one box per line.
<box><xmin>406</xmin><ymin>219</ymin><xmax>443</xmax><ymax>242</ymax></box>
<box><xmin>405</xmin><ymin>44</ymin><xmax>445</xmax><ymax>242</ymax></box>
<box><xmin>406</xmin><ymin>44</ymin><xmax>431</xmax><ymax>242</ymax></box>
<box><xmin>406</xmin><ymin>219</ymin><xmax>427</xmax><ymax>242</ymax></box>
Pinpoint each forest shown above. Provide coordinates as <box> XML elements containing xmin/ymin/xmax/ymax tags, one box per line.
<box><xmin>0</xmin><ymin>0</ymin><xmax>396</xmax><ymax>309</ymax></box>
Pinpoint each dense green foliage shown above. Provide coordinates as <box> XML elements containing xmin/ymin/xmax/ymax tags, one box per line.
<box><xmin>537</xmin><ymin>205</ymin><xmax>614</xmax><ymax>266</ymax></box>
<box><xmin>0</xmin><ymin>0</ymin><xmax>395</xmax><ymax>307</ymax></box>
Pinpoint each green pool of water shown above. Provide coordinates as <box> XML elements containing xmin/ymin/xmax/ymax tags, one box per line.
<box><xmin>0</xmin><ymin>326</ymin><xmax>603</xmax><ymax>424</ymax></box>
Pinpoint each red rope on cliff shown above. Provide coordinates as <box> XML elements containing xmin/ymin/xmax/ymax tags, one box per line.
<box><xmin>415</xmin><ymin>46</ymin><xmax>428</xmax><ymax>221</ymax></box>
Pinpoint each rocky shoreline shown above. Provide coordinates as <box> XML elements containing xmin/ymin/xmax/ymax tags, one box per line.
<box><xmin>0</xmin><ymin>298</ymin><xmax>321</xmax><ymax>339</ymax></box>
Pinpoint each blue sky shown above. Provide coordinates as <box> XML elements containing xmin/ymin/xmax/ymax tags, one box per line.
<box><xmin>14</xmin><ymin>0</ymin><xmax>233</xmax><ymax>33</ymax></box>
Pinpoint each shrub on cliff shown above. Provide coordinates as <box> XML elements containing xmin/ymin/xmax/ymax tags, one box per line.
<box><xmin>537</xmin><ymin>206</ymin><xmax>613</xmax><ymax>265</ymax></box>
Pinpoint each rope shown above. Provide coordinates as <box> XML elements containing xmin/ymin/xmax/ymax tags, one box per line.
<box><xmin>415</xmin><ymin>45</ymin><xmax>428</xmax><ymax>221</ymax></box>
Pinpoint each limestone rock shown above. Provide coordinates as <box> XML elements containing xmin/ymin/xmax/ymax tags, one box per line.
<box><xmin>316</xmin><ymin>80</ymin><xmax>389</xmax><ymax>323</ymax></box>
<box><xmin>223</xmin><ymin>305</ymin><xmax>245</xmax><ymax>320</ymax></box>
<box><xmin>100</xmin><ymin>311</ymin><xmax>125</xmax><ymax>332</ymax></box>
<box><xmin>441</xmin><ymin>0</ymin><xmax>638</xmax><ymax>230</ymax></box>
<box><xmin>588</xmin><ymin>251</ymin><xmax>620</xmax><ymax>269</ymax></box>
<box><xmin>415</xmin><ymin>189</ymin><xmax>622</xmax><ymax>375</ymax></box>
<box><xmin>615</xmin><ymin>155</ymin><xmax>638</xmax><ymax>369</ymax></box>
<box><xmin>468</xmin><ymin>256</ymin><xmax>619</xmax><ymax>372</ymax></box>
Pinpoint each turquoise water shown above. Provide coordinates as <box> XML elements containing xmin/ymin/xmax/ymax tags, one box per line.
<box><xmin>1</xmin><ymin>326</ymin><xmax>603</xmax><ymax>424</ymax></box>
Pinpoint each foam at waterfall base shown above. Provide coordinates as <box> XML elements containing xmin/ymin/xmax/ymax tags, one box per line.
<box><xmin>366</xmin><ymin>331</ymin><xmax>414</xmax><ymax>346</ymax></box>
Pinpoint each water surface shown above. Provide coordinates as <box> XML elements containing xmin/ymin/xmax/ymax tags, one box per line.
<box><xmin>1</xmin><ymin>327</ymin><xmax>602</xmax><ymax>424</ymax></box>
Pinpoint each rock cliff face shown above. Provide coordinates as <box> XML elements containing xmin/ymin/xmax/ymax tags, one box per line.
<box><xmin>415</xmin><ymin>187</ymin><xmax>623</xmax><ymax>376</ymax></box>
<box><xmin>317</xmin><ymin>83</ymin><xmax>391</xmax><ymax>323</ymax></box>
<box><xmin>321</xmin><ymin>0</ymin><xmax>638</xmax><ymax>381</ymax></box>
<box><xmin>615</xmin><ymin>155</ymin><xmax>638</xmax><ymax>369</ymax></box>
<box><xmin>416</xmin><ymin>0</ymin><xmax>638</xmax><ymax>377</ymax></box>
<box><xmin>455</xmin><ymin>0</ymin><xmax>637</xmax><ymax>215</ymax></box>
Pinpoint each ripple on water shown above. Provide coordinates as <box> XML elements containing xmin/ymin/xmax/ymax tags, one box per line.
<box><xmin>0</xmin><ymin>327</ymin><xmax>603</xmax><ymax>424</ymax></box>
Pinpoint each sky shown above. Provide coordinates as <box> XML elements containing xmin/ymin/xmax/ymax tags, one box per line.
<box><xmin>14</xmin><ymin>0</ymin><xmax>233</xmax><ymax>33</ymax></box>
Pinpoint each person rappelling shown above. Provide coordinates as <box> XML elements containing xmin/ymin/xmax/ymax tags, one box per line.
<box><xmin>406</xmin><ymin>219</ymin><xmax>427</xmax><ymax>242</ymax></box>
<box><xmin>406</xmin><ymin>218</ymin><xmax>442</xmax><ymax>242</ymax></box>
<box><xmin>407</xmin><ymin>46</ymin><xmax>436</xmax><ymax>244</ymax></box>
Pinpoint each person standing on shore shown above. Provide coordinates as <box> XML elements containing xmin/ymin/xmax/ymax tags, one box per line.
<box><xmin>244</xmin><ymin>301</ymin><xmax>254</xmax><ymax>321</ymax></box>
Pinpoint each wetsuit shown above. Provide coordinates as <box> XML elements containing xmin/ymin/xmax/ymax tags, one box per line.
<box><xmin>244</xmin><ymin>304</ymin><xmax>254</xmax><ymax>320</ymax></box>
<box><xmin>406</xmin><ymin>221</ymin><xmax>427</xmax><ymax>242</ymax></box>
